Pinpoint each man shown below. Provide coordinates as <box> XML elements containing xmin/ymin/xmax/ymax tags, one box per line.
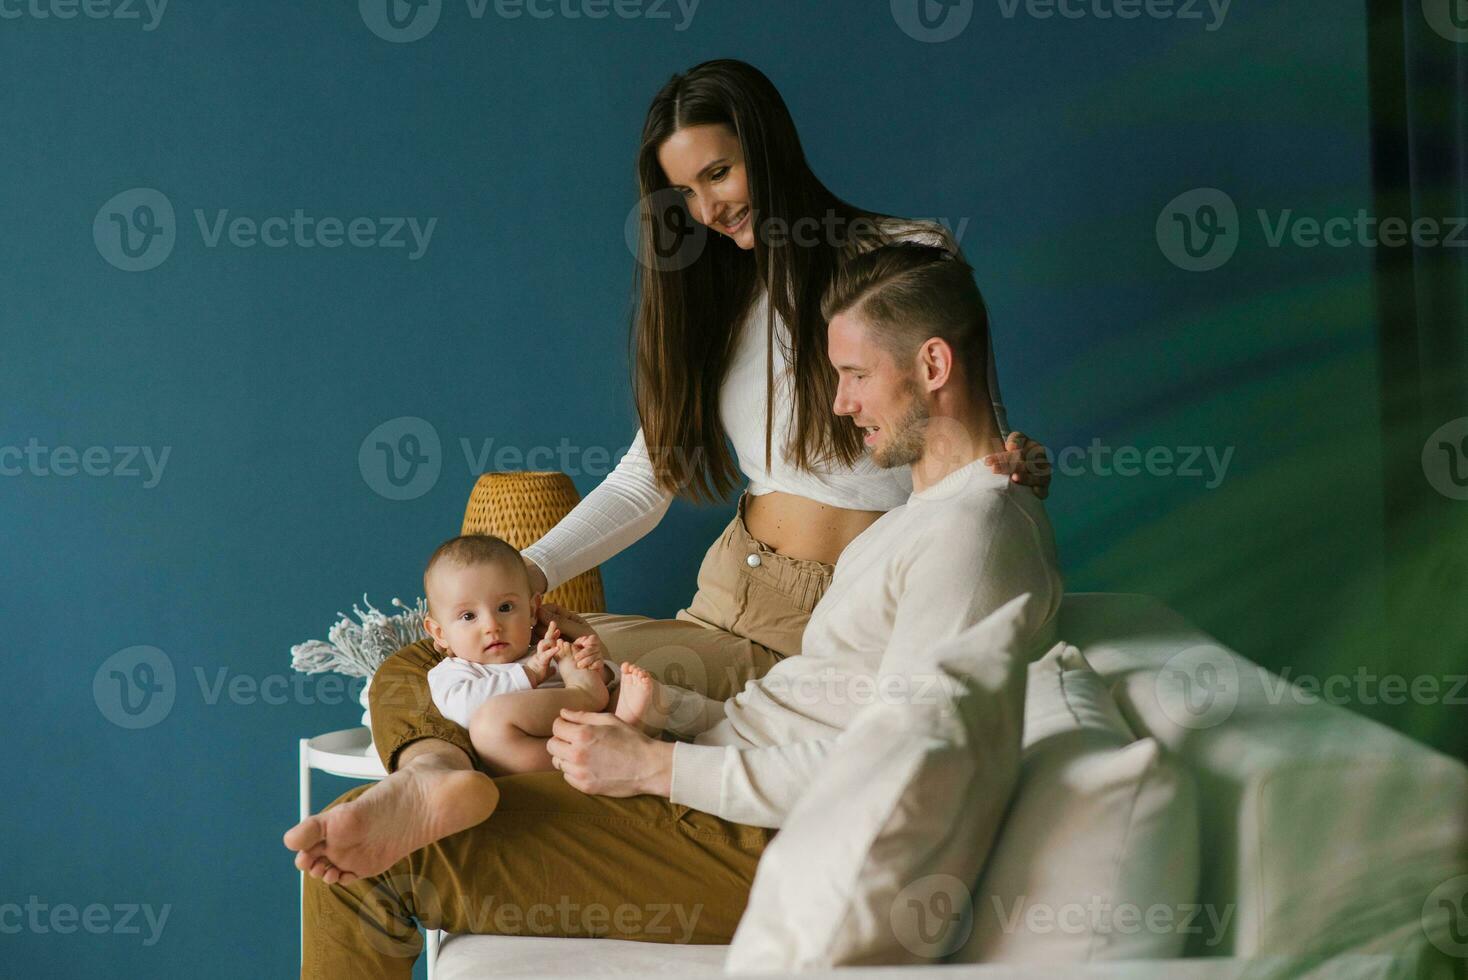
<box><xmin>284</xmin><ymin>243</ymin><xmax>1062</xmax><ymax>977</ymax></box>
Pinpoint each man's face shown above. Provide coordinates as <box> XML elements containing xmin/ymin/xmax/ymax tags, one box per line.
<box><xmin>828</xmin><ymin>310</ymin><xmax>929</xmax><ymax>469</ymax></box>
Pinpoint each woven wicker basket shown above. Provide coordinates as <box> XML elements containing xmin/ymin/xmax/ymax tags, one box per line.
<box><xmin>460</xmin><ymin>471</ymin><xmax>607</xmax><ymax>613</ymax></box>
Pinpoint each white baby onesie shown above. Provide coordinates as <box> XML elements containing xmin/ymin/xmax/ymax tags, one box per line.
<box><xmin>427</xmin><ymin>650</ymin><xmax>620</xmax><ymax>728</ymax></box>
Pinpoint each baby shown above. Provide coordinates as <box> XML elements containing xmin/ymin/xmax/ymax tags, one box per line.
<box><xmin>422</xmin><ymin>534</ymin><xmax>661</xmax><ymax>776</ymax></box>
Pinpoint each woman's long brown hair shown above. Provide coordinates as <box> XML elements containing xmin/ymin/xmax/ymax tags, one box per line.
<box><xmin>631</xmin><ymin>59</ymin><xmax>927</xmax><ymax>502</ymax></box>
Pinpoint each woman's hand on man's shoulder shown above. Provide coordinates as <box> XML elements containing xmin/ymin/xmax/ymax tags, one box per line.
<box><xmin>983</xmin><ymin>430</ymin><xmax>1053</xmax><ymax>499</ymax></box>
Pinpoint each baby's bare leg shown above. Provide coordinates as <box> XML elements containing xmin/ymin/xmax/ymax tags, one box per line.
<box><xmin>468</xmin><ymin>665</ymin><xmax>609</xmax><ymax>776</ymax></box>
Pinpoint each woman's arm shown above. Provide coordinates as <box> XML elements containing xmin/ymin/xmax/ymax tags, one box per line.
<box><xmin>521</xmin><ymin>428</ymin><xmax>675</xmax><ymax>593</ymax></box>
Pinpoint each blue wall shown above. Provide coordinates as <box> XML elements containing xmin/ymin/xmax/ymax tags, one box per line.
<box><xmin>2</xmin><ymin>1</ymin><xmax>1390</xmax><ymax>976</ymax></box>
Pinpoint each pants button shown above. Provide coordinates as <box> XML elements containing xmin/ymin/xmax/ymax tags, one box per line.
<box><xmin>745</xmin><ymin>553</ymin><xmax>762</xmax><ymax>568</ymax></box>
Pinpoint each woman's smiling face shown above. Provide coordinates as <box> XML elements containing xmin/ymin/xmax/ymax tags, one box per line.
<box><xmin>656</xmin><ymin>123</ymin><xmax>755</xmax><ymax>250</ymax></box>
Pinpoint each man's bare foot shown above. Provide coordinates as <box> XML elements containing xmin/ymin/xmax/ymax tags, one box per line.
<box><xmin>614</xmin><ymin>663</ymin><xmax>668</xmax><ymax>736</ymax></box>
<box><xmin>282</xmin><ymin>758</ymin><xmax>499</xmax><ymax>885</ymax></box>
<box><xmin>556</xmin><ymin>647</ymin><xmax>609</xmax><ymax>711</ymax></box>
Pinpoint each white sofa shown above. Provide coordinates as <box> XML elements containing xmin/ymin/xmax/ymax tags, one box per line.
<box><xmin>436</xmin><ymin>593</ymin><xmax>1468</xmax><ymax>978</ymax></box>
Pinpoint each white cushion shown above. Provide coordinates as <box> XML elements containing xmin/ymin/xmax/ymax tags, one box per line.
<box><xmin>724</xmin><ymin>595</ymin><xmax>1034</xmax><ymax>970</ymax></box>
<box><xmin>955</xmin><ymin>643</ymin><xmax>1200</xmax><ymax>963</ymax></box>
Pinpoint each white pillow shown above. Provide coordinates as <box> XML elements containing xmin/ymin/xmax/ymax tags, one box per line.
<box><xmin>954</xmin><ymin>643</ymin><xmax>1200</xmax><ymax>963</ymax></box>
<box><xmin>724</xmin><ymin>594</ymin><xmax>1035</xmax><ymax>971</ymax></box>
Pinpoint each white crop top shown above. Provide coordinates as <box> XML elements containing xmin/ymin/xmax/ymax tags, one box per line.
<box><xmin>522</xmin><ymin>221</ymin><xmax>1009</xmax><ymax>592</ymax></box>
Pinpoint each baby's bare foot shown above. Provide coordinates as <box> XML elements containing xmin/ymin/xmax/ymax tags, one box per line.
<box><xmin>556</xmin><ymin>648</ymin><xmax>609</xmax><ymax>711</ymax></box>
<box><xmin>282</xmin><ymin>759</ymin><xmax>499</xmax><ymax>885</ymax></box>
<box><xmin>614</xmin><ymin>663</ymin><xmax>668</xmax><ymax>736</ymax></box>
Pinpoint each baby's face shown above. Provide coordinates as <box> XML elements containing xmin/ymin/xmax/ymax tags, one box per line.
<box><xmin>425</xmin><ymin>561</ymin><xmax>536</xmax><ymax>665</ymax></box>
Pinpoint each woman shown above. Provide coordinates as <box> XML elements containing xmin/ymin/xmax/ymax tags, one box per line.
<box><xmin>292</xmin><ymin>59</ymin><xmax>1051</xmax><ymax>973</ymax></box>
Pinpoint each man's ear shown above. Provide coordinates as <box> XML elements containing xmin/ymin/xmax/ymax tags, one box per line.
<box><xmin>917</xmin><ymin>337</ymin><xmax>954</xmax><ymax>391</ymax></box>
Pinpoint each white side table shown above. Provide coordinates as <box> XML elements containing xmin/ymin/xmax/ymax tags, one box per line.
<box><xmin>299</xmin><ymin>727</ymin><xmax>442</xmax><ymax>978</ymax></box>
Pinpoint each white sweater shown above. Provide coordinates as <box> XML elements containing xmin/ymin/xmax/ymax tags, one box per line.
<box><xmin>521</xmin><ymin>220</ymin><xmax>1009</xmax><ymax>592</ymax></box>
<box><xmin>664</xmin><ymin>459</ymin><xmax>1062</xmax><ymax>828</ymax></box>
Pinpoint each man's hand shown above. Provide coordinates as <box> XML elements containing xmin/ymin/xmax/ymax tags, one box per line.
<box><xmin>547</xmin><ymin>710</ymin><xmax>673</xmax><ymax>798</ymax></box>
<box><xmin>984</xmin><ymin>430</ymin><xmax>1052</xmax><ymax>499</ymax></box>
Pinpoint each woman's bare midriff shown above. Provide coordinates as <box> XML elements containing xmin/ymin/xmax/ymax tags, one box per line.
<box><xmin>742</xmin><ymin>490</ymin><xmax>885</xmax><ymax>566</ymax></box>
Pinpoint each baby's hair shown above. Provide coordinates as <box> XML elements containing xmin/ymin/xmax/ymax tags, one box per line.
<box><xmin>423</xmin><ymin>534</ymin><xmax>532</xmax><ymax>614</ymax></box>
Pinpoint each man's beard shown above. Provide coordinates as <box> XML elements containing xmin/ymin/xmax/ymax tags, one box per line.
<box><xmin>871</xmin><ymin>381</ymin><xmax>929</xmax><ymax>469</ymax></box>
